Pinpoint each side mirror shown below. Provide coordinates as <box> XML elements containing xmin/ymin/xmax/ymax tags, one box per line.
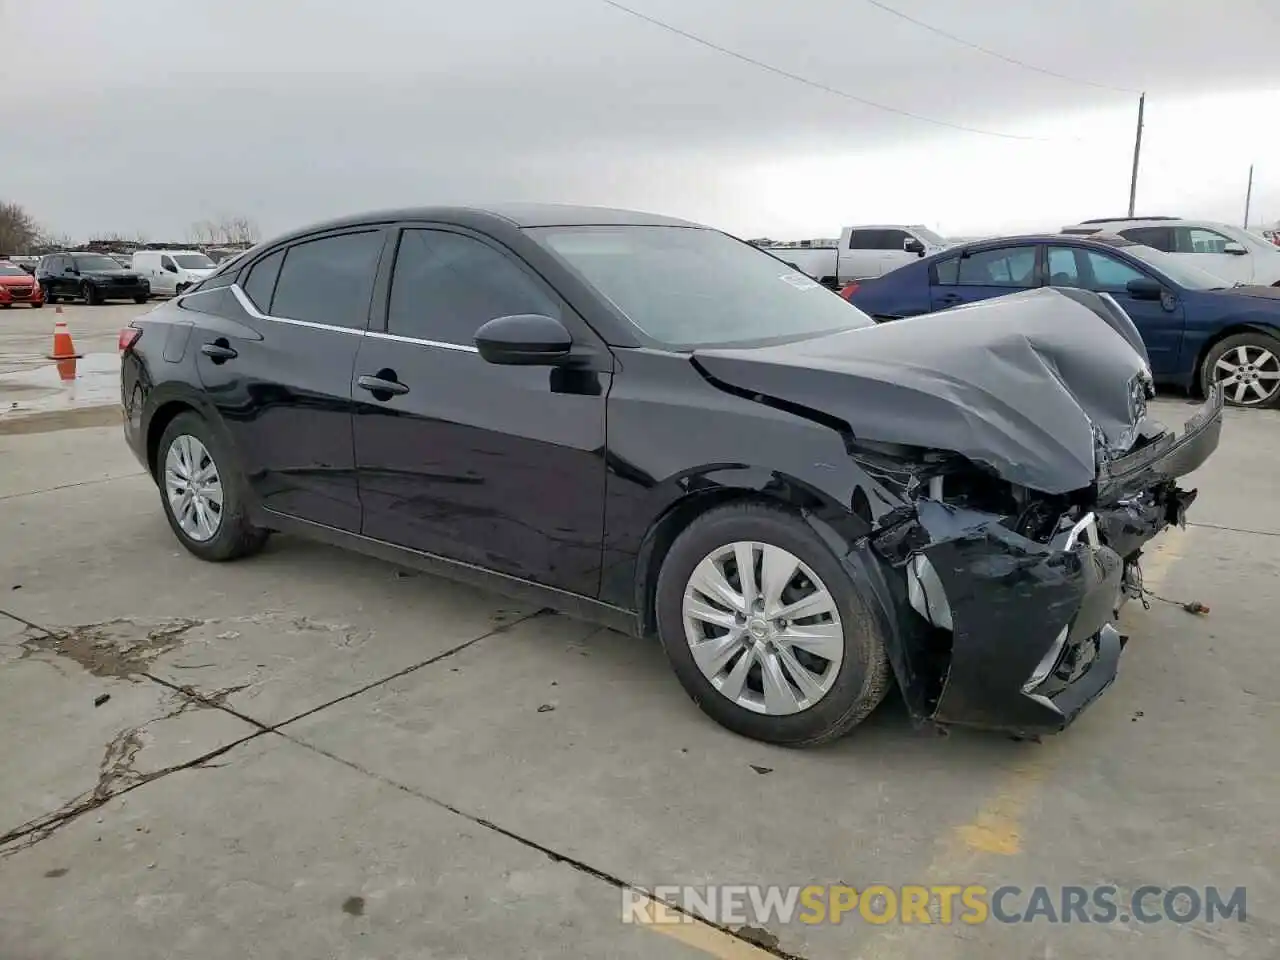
<box><xmin>475</xmin><ymin>314</ymin><xmax>572</xmax><ymax>366</ymax></box>
<box><xmin>1222</xmin><ymin>242</ymin><xmax>1247</xmax><ymax>256</ymax></box>
<box><xmin>1125</xmin><ymin>277</ymin><xmax>1164</xmax><ymax>301</ymax></box>
<box><xmin>904</xmin><ymin>238</ymin><xmax>926</xmax><ymax>256</ymax></box>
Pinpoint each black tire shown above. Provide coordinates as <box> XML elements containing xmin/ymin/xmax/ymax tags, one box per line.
<box><xmin>134</xmin><ymin>295</ymin><xmax>149</xmax><ymax>304</ymax></box>
<box><xmin>156</xmin><ymin>411</ymin><xmax>269</xmax><ymax>562</ymax></box>
<box><xmin>41</xmin><ymin>285</ymin><xmax>57</xmax><ymax>304</ymax></box>
<box><xmin>1200</xmin><ymin>331</ymin><xmax>1280</xmax><ymax>409</ymax></box>
<box><xmin>30</xmin><ymin>301</ymin><xmax>43</xmax><ymax>309</ymax></box>
<box><xmin>82</xmin><ymin>282</ymin><xmax>100</xmax><ymax>306</ymax></box>
<box><xmin>654</xmin><ymin>502</ymin><xmax>892</xmax><ymax>746</ymax></box>
<box><xmin>0</xmin><ymin>303</ymin><xmax>9</xmax><ymax>309</ymax></box>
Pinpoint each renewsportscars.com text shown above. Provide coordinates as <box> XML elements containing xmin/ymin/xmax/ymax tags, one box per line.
<box><xmin>622</xmin><ymin>884</ymin><xmax>1247</xmax><ymax>926</ymax></box>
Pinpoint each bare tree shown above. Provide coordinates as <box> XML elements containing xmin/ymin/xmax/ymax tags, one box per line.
<box><xmin>0</xmin><ymin>201</ymin><xmax>44</xmax><ymax>255</ymax></box>
<box><xmin>188</xmin><ymin>219</ymin><xmax>217</xmax><ymax>245</ymax></box>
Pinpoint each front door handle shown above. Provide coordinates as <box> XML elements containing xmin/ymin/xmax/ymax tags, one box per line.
<box><xmin>939</xmin><ymin>292</ymin><xmax>963</xmax><ymax>303</ymax></box>
<box><xmin>357</xmin><ymin>374</ymin><xmax>410</xmax><ymax>398</ymax></box>
<box><xmin>200</xmin><ymin>341</ymin><xmax>237</xmax><ymax>362</ymax></box>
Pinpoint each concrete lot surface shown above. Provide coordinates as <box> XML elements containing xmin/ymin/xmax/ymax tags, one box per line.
<box><xmin>0</xmin><ymin>395</ymin><xmax>1277</xmax><ymax>957</ymax></box>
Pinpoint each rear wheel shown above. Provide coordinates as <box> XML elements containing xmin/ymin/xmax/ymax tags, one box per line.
<box><xmin>1200</xmin><ymin>332</ymin><xmax>1280</xmax><ymax>409</ymax></box>
<box><xmin>157</xmin><ymin>412</ymin><xmax>269</xmax><ymax>562</ymax></box>
<box><xmin>654</xmin><ymin>502</ymin><xmax>891</xmax><ymax>746</ymax></box>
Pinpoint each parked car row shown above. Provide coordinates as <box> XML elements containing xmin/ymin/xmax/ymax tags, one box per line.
<box><xmin>759</xmin><ymin>224</ymin><xmax>952</xmax><ymax>288</ymax></box>
<box><xmin>845</xmin><ymin>231</ymin><xmax>1280</xmax><ymax>408</ymax></box>
<box><xmin>118</xmin><ymin>203</ymin><xmax>1222</xmax><ymax>747</ymax></box>
<box><xmin>15</xmin><ymin>248</ymin><xmax>219</xmax><ymax>306</ymax></box>
<box><xmin>0</xmin><ymin>260</ymin><xmax>44</xmax><ymax>308</ymax></box>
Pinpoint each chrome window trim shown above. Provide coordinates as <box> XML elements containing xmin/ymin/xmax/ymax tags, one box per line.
<box><xmin>176</xmin><ymin>282</ymin><xmax>482</xmax><ymax>353</ymax></box>
<box><xmin>365</xmin><ymin>330</ymin><xmax>479</xmax><ymax>354</ymax></box>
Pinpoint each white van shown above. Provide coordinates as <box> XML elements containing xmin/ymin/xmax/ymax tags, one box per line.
<box><xmin>131</xmin><ymin>249</ymin><xmax>217</xmax><ymax>297</ymax></box>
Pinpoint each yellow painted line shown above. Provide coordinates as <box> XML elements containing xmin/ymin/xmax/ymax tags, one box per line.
<box><xmin>637</xmin><ymin>527</ymin><xmax>1194</xmax><ymax>960</ymax></box>
<box><xmin>633</xmin><ymin>896</ymin><xmax>778</xmax><ymax>959</ymax></box>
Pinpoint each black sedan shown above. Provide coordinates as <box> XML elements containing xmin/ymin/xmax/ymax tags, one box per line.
<box><xmin>37</xmin><ymin>252</ymin><xmax>150</xmax><ymax>305</ymax></box>
<box><xmin>119</xmin><ymin>205</ymin><xmax>1223</xmax><ymax>745</ymax></box>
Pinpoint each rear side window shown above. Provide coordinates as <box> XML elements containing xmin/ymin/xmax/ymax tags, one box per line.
<box><xmin>242</xmin><ymin>249</ymin><xmax>284</xmax><ymax>311</ymax></box>
<box><xmin>848</xmin><ymin>230</ymin><xmax>882</xmax><ymax>250</ymax></box>
<box><xmin>1119</xmin><ymin>226</ymin><xmax>1173</xmax><ymax>251</ymax></box>
<box><xmin>1176</xmin><ymin>227</ymin><xmax>1233</xmax><ymax>254</ymax></box>
<box><xmin>270</xmin><ymin>231</ymin><xmax>384</xmax><ymax>329</ymax></box>
<box><xmin>937</xmin><ymin>246</ymin><xmax>1038</xmax><ymax>286</ymax></box>
<box><xmin>387</xmin><ymin>229</ymin><xmax>559</xmax><ymax>346</ymax></box>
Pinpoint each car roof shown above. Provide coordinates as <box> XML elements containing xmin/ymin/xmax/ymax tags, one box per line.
<box><xmin>286</xmin><ymin>203</ymin><xmax>700</xmax><ymax>234</ymax></box>
<box><xmin>943</xmin><ymin>233</ymin><xmax>1138</xmax><ymax>251</ymax></box>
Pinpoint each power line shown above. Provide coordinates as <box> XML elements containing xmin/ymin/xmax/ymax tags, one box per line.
<box><xmin>597</xmin><ymin>0</ymin><xmax>1056</xmax><ymax>142</ymax></box>
<box><xmin>861</xmin><ymin>0</ymin><xmax>1140</xmax><ymax>95</ymax></box>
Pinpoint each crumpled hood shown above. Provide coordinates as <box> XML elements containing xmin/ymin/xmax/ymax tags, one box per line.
<box><xmin>693</xmin><ymin>288</ymin><xmax>1152</xmax><ymax>495</ymax></box>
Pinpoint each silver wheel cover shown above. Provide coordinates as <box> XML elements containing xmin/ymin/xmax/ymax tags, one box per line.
<box><xmin>1213</xmin><ymin>343</ymin><xmax>1280</xmax><ymax>406</ymax></box>
<box><xmin>682</xmin><ymin>541</ymin><xmax>844</xmax><ymax>715</ymax></box>
<box><xmin>164</xmin><ymin>434</ymin><xmax>224</xmax><ymax>543</ymax></box>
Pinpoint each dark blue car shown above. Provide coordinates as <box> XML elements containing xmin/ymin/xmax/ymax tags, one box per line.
<box><xmin>846</xmin><ymin>233</ymin><xmax>1280</xmax><ymax>408</ymax></box>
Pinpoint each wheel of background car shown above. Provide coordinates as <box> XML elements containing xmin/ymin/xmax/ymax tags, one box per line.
<box><xmin>156</xmin><ymin>411</ymin><xmax>270</xmax><ymax>562</ymax></box>
<box><xmin>654</xmin><ymin>501</ymin><xmax>891</xmax><ymax>746</ymax></box>
<box><xmin>134</xmin><ymin>295</ymin><xmax>148</xmax><ymax>304</ymax></box>
<box><xmin>40</xmin><ymin>284</ymin><xmax>56</xmax><ymax>304</ymax></box>
<box><xmin>1200</xmin><ymin>332</ymin><xmax>1280</xmax><ymax>409</ymax></box>
<box><xmin>81</xmin><ymin>282</ymin><xmax>99</xmax><ymax>306</ymax></box>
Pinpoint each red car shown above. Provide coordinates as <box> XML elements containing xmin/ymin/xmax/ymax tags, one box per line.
<box><xmin>0</xmin><ymin>261</ymin><xmax>44</xmax><ymax>308</ymax></box>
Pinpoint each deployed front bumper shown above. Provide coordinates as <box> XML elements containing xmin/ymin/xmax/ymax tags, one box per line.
<box><xmin>870</xmin><ymin>387</ymin><xmax>1223</xmax><ymax>736</ymax></box>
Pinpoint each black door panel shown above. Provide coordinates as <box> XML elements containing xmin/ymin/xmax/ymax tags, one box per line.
<box><xmin>352</xmin><ymin>225</ymin><xmax>610</xmax><ymax>597</ymax></box>
<box><xmin>194</xmin><ymin>302</ymin><xmax>366</xmax><ymax>531</ymax></box>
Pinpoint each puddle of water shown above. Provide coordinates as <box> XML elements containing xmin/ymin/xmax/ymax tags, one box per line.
<box><xmin>0</xmin><ymin>353</ymin><xmax>120</xmax><ymax>417</ymax></box>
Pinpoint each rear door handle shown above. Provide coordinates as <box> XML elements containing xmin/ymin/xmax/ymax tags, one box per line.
<box><xmin>200</xmin><ymin>341</ymin><xmax>237</xmax><ymax>362</ymax></box>
<box><xmin>357</xmin><ymin>374</ymin><xmax>410</xmax><ymax>397</ymax></box>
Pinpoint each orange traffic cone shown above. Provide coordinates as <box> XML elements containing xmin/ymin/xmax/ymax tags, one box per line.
<box><xmin>47</xmin><ymin>320</ymin><xmax>82</xmax><ymax>361</ymax></box>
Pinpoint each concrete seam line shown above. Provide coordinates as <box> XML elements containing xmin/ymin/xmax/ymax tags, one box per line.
<box><xmin>0</xmin><ymin>472</ymin><xmax>143</xmax><ymax>502</ymax></box>
<box><xmin>268</xmin><ymin>607</ymin><xmax>560</xmax><ymax>732</ymax></box>
<box><xmin>279</xmin><ymin>732</ymin><xmax>812</xmax><ymax>960</ymax></box>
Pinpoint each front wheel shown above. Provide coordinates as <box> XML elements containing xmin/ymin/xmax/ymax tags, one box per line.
<box><xmin>134</xmin><ymin>295</ymin><xmax>149</xmax><ymax>304</ymax></box>
<box><xmin>41</xmin><ymin>285</ymin><xmax>57</xmax><ymax>304</ymax></box>
<box><xmin>654</xmin><ymin>502</ymin><xmax>891</xmax><ymax>746</ymax></box>
<box><xmin>157</xmin><ymin>412</ymin><xmax>269</xmax><ymax>562</ymax></box>
<box><xmin>1200</xmin><ymin>332</ymin><xmax>1280</xmax><ymax>409</ymax></box>
<box><xmin>30</xmin><ymin>301</ymin><xmax>43</xmax><ymax>309</ymax></box>
<box><xmin>81</xmin><ymin>282</ymin><xmax>100</xmax><ymax>306</ymax></box>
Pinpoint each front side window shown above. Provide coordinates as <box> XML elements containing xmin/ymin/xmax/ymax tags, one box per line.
<box><xmin>387</xmin><ymin>230</ymin><xmax>559</xmax><ymax>345</ymax></box>
<box><xmin>1177</xmin><ymin>227</ymin><xmax>1233</xmax><ymax>254</ymax></box>
<box><xmin>531</xmin><ymin>225</ymin><xmax>873</xmax><ymax>349</ymax></box>
<box><xmin>162</xmin><ymin>255</ymin><xmax>177</xmax><ymax>271</ymax></box>
<box><xmin>270</xmin><ymin>231</ymin><xmax>383</xmax><ymax>329</ymax></box>
<box><xmin>880</xmin><ymin>229</ymin><xmax>910</xmax><ymax>250</ymax></box>
<box><xmin>937</xmin><ymin>246</ymin><xmax>1038</xmax><ymax>287</ymax></box>
<box><xmin>1081</xmin><ymin>250</ymin><xmax>1146</xmax><ymax>291</ymax></box>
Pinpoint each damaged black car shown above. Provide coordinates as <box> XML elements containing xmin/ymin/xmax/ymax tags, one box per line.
<box><xmin>120</xmin><ymin>205</ymin><xmax>1224</xmax><ymax>746</ymax></box>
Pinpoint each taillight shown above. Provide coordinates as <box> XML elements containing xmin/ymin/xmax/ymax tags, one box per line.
<box><xmin>118</xmin><ymin>327</ymin><xmax>142</xmax><ymax>352</ymax></box>
<box><xmin>839</xmin><ymin>282</ymin><xmax>860</xmax><ymax>300</ymax></box>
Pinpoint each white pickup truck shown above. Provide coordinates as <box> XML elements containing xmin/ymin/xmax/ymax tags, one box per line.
<box><xmin>760</xmin><ymin>225</ymin><xmax>952</xmax><ymax>288</ymax></box>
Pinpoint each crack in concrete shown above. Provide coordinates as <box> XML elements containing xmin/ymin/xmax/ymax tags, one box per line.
<box><xmin>0</xmin><ymin>608</ymin><xmax>551</xmax><ymax>856</ymax></box>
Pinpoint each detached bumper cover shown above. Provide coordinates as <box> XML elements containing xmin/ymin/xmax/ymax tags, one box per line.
<box><xmin>870</xmin><ymin>387</ymin><xmax>1223</xmax><ymax>736</ymax></box>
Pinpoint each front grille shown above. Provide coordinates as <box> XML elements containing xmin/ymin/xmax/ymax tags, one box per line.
<box><xmin>6</xmin><ymin>287</ymin><xmax>33</xmax><ymax>299</ymax></box>
<box><xmin>113</xmin><ymin>277</ymin><xmax>136</xmax><ymax>285</ymax></box>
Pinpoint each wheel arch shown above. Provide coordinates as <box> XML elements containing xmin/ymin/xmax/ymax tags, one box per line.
<box><xmin>631</xmin><ymin>466</ymin><xmax>869</xmax><ymax>637</ymax></box>
<box><xmin>1190</xmin><ymin>321</ymin><xmax>1280</xmax><ymax>396</ymax></box>
<box><xmin>143</xmin><ymin>388</ymin><xmax>228</xmax><ymax>479</ymax></box>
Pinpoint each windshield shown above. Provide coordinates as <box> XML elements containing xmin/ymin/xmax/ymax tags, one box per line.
<box><xmin>911</xmin><ymin>226</ymin><xmax>947</xmax><ymax>246</ymax></box>
<box><xmin>0</xmin><ymin>264</ymin><xmax>28</xmax><ymax>277</ymax></box>
<box><xmin>529</xmin><ymin>225</ymin><xmax>874</xmax><ymax>349</ymax></box>
<box><xmin>73</xmin><ymin>255</ymin><xmax>122</xmax><ymax>271</ymax></box>
<box><xmin>1124</xmin><ymin>244</ymin><xmax>1234</xmax><ymax>290</ymax></box>
<box><xmin>174</xmin><ymin>253</ymin><xmax>215</xmax><ymax>269</ymax></box>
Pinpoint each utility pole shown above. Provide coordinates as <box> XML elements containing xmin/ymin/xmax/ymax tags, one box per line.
<box><xmin>1127</xmin><ymin>93</ymin><xmax>1145</xmax><ymax>217</ymax></box>
<box><xmin>1243</xmin><ymin>164</ymin><xmax>1254</xmax><ymax>228</ymax></box>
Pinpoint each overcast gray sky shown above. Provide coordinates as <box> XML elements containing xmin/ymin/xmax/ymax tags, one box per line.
<box><xmin>3</xmin><ymin>0</ymin><xmax>1278</xmax><ymax>241</ymax></box>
